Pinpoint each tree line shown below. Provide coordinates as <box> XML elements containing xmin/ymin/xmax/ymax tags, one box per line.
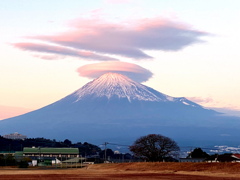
<box><xmin>0</xmin><ymin>136</ymin><xmax>102</xmax><ymax>156</ymax></box>
<box><xmin>0</xmin><ymin>134</ymin><xmax>180</xmax><ymax>162</ymax></box>
<box><xmin>1</xmin><ymin>134</ymin><xmax>233</xmax><ymax>163</ymax></box>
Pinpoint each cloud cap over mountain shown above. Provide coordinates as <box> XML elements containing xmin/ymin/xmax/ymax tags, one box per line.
<box><xmin>77</xmin><ymin>61</ymin><xmax>153</xmax><ymax>82</ymax></box>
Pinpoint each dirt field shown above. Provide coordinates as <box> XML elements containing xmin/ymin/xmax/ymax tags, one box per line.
<box><xmin>1</xmin><ymin>162</ymin><xmax>240</xmax><ymax>180</ymax></box>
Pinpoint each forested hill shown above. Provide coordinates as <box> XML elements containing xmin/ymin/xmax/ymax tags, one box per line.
<box><xmin>0</xmin><ymin>136</ymin><xmax>101</xmax><ymax>156</ymax></box>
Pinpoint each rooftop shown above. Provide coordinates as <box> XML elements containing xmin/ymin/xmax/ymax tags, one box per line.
<box><xmin>23</xmin><ymin>147</ymin><xmax>79</xmax><ymax>154</ymax></box>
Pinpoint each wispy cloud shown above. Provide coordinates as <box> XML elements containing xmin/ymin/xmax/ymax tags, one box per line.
<box><xmin>32</xmin><ymin>54</ymin><xmax>65</xmax><ymax>60</ymax></box>
<box><xmin>77</xmin><ymin>61</ymin><xmax>153</xmax><ymax>82</ymax></box>
<box><xmin>188</xmin><ymin>96</ymin><xmax>240</xmax><ymax>117</ymax></box>
<box><xmin>12</xmin><ymin>42</ymin><xmax>118</xmax><ymax>61</ymax></box>
<box><xmin>187</xmin><ymin>97</ymin><xmax>214</xmax><ymax>104</ymax></box>
<box><xmin>13</xmin><ymin>17</ymin><xmax>209</xmax><ymax>61</ymax></box>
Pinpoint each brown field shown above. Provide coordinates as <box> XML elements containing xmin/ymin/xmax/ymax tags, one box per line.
<box><xmin>1</xmin><ymin>162</ymin><xmax>240</xmax><ymax>179</ymax></box>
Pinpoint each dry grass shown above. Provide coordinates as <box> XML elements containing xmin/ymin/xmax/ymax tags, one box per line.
<box><xmin>1</xmin><ymin>162</ymin><xmax>240</xmax><ymax>179</ymax></box>
<box><xmin>90</xmin><ymin>162</ymin><xmax>240</xmax><ymax>173</ymax></box>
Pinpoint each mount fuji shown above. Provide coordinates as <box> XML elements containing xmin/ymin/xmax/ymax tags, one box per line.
<box><xmin>1</xmin><ymin>73</ymin><xmax>240</xmax><ymax>146</ymax></box>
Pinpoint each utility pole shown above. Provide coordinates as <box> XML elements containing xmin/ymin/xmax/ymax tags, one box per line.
<box><xmin>80</xmin><ymin>155</ymin><xmax>82</xmax><ymax>168</ymax></box>
<box><xmin>104</xmin><ymin>142</ymin><xmax>108</xmax><ymax>163</ymax></box>
<box><xmin>38</xmin><ymin>146</ymin><xmax>41</xmax><ymax>166</ymax></box>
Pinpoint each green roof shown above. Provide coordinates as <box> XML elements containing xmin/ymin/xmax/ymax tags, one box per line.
<box><xmin>23</xmin><ymin>147</ymin><xmax>79</xmax><ymax>154</ymax></box>
<box><xmin>15</xmin><ymin>151</ymin><xmax>23</xmax><ymax>156</ymax></box>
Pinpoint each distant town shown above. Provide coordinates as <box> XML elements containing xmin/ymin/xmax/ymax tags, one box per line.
<box><xmin>1</xmin><ymin>132</ymin><xmax>240</xmax><ymax>168</ymax></box>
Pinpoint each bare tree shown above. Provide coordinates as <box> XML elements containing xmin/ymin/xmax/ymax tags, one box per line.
<box><xmin>129</xmin><ymin>134</ymin><xmax>180</xmax><ymax>162</ymax></box>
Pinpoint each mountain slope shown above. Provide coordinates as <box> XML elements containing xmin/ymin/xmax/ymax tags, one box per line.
<box><xmin>73</xmin><ymin>73</ymin><xmax>172</xmax><ymax>102</ymax></box>
<box><xmin>36</xmin><ymin>73</ymin><xmax>216</xmax><ymax>122</ymax></box>
<box><xmin>0</xmin><ymin>73</ymin><xmax>239</xmax><ymax>146</ymax></box>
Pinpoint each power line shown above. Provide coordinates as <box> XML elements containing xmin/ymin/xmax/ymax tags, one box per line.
<box><xmin>107</xmin><ymin>142</ymin><xmax>130</xmax><ymax>147</ymax></box>
<box><xmin>100</xmin><ymin>142</ymin><xmax>224</xmax><ymax>153</ymax></box>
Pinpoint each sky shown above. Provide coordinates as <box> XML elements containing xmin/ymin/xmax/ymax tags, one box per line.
<box><xmin>1</xmin><ymin>0</ymin><xmax>240</xmax><ymax>120</ymax></box>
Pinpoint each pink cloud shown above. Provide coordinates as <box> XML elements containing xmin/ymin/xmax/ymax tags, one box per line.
<box><xmin>77</xmin><ymin>61</ymin><xmax>153</xmax><ymax>82</ymax></box>
<box><xmin>12</xmin><ymin>42</ymin><xmax>118</xmax><ymax>61</ymax></box>
<box><xmin>32</xmin><ymin>54</ymin><xmax>65</xmax><ymax>60</ymax></box>
<box><xmin>187</xmin><ymin>97</ymin><xmax>214</xmax><ymax>104</ymax></box>
<box><xmin>0</xmin><ymin>105</ymin><xmax>32</xmax><ymax>120</ymax></box>
<box><xmin>17</xmin><ymin>17</ymin><xmax>209</xmax><ymax>60</ymax></box>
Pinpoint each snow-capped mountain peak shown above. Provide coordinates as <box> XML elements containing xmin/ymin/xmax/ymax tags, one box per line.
<box><xmin>73</xmin><ymin>72</ymin><xmax>170</xmax><ymax>102</ymax></box>
<box><xmin>0</xmin><ymin>72</ymin><xmax>225</xmax><ymax>146</ymax></box>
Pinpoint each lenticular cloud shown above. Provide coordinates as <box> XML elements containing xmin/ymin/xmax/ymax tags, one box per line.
<box><xmin>12</xmin><ymin>42</ymin><xmax>118</xmax><ymax>61</ymax></box>
<box><xmin>77</xmin><ymin>61</ymin><xmax>153</xmax><ymax>82</ymax></box>
<box><xmin>12</xmin><ymin>17</ymin><xmax>209</xmax><ymax>61</ymax></box>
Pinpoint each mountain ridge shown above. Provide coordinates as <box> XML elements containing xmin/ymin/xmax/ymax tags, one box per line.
<box><xmin>0</xmin><ymin>73</ymin><xmax>239</xmax><ymax>146</ymax></box>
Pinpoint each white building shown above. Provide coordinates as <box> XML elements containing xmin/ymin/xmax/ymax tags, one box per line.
<box><xmin>3</xmin><ymin>132</ymin><xmax>27</xmax><ymax>140</ymax></box>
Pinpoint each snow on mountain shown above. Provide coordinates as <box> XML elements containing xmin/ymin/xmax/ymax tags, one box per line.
<box><xmin>73</xmin><ymin>73</ymin><xmax>163</xmax><ymax>102</ymax></box>
<box><xmin>72</xmin><ymin>73</ymin><xmax>197</xmax><ymax>108</ymax></box>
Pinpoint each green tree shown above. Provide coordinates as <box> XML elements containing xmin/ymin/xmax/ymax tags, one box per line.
<box><xmin>188</xmin><ymin>148</ymin><xmax>209</xmax><ymax>158</ymax></box>
<box><xmin>18</xmin><ymin>160</ymin><xmax>29</xmax><ymax>168</ymax></box>
<box><xmin>5</xmin><ymin>154</ymin><xmax>16</xmax><ymax>166</ymax></box>
<box><xmin>99</xmin><ymin>149</ymin><xmax>114</xmax><ymax>160</ymax></box>
<box><xmin>0</xmin><ymin>154</ymin><xmax>5</xmax><ymax>166</ymax></box>
<box><xmin>129</xmin><ymin>134</ymin><xmax>180</xmax><ymax>162</ymax></box>
<box><xmin>63</xmin><ymin>139</ymin><xmax>72</xmax><ymax>146</ymax></box>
